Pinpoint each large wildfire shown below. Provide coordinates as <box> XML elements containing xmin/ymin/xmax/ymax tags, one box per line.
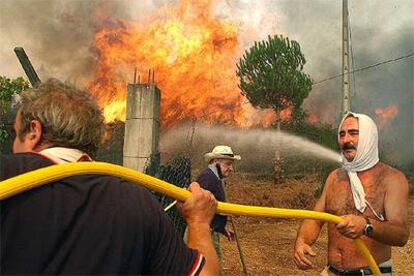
<box><xmin>87</xmin><ymin>0</ymin><xmax>400</xmax><ymax>130</ymax></box>
<box><xmin>87</xmin><ymin>0</ymin><xmax>288</xmax><ymax>128</ymax></box>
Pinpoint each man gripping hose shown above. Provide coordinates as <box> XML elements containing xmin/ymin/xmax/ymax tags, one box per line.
<box><xmin>293</xmin><ymin>112</ymin><xmax>409</xmax><ymax>275</ymax></box>
<box><xmin>0</xmin><ymin>79</ymin><xmax>219</xmax><ymax>275</ymax></box>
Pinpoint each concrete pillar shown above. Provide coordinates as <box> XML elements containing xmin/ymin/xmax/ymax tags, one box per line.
<box><xmin>123</xmin><ymin>84</ymin><xmax>160</xmax><ymax>172</ymax></box>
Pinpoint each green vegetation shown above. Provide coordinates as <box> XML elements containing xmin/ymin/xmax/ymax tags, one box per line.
<box><xmin>237</xmin><ymin>35</ymin><xmax>312</xmax><ymax>123</ymax></box>
<box><xmin>0</xmin><ymin>76</ymin><xmax>29</xmax><ymax>149</ymax></box>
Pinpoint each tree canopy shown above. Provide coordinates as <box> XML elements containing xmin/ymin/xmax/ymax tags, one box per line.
<box><xmin>236</xmin><ymin>35</ymin><xmax>312</xmax><ymax>118</ymax></box>
<box><xmin>0</xmin><ymin>76</ymin><xmax>29</xmax><ymax>110</ymax></box>
<box><xmin>0</xmin><ymin>76</ymin><xmax>29</xmax><ymax>146</ymax></box>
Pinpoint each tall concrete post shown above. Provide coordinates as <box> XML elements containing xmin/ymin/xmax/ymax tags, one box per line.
<box><xmin>123</xmin><ymin>84</ymin><xmax>160</xmax><ymax>172</ymax></box>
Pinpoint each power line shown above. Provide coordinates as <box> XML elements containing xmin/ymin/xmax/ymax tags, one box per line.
<box><xmin>313</xmin><ymin>52</ymin><xmax>414</xmax><ymax>86</ymax></box>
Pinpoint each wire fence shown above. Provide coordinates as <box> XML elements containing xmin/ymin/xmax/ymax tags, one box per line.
<box><xmin>145</xmin><ymin>153</ymin><xmax>192</xmax><ymax>237</ymax></box>
<box><xmin>95</xmin><ymin>121</ymin><xmax>192</xmax><ymax>236</ymax></box>
<box><xmin>95</xmin><ymin>121</ymin><xmax>124</xmax><ymax>165</ymax></box>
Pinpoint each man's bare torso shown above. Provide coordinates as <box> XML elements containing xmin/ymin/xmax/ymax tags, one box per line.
<box><xmin>325</xmin><ymin>162</ymin><xmax>391</xmax><ymax>269</ymax></box>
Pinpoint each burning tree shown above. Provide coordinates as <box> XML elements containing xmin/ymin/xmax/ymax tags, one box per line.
<box><xmin>236</xmin><ymin>35</ymin><xmax>312</xmax><ymax>183</ymax></box>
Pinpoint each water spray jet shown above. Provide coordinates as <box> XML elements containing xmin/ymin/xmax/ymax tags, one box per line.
<box><xmin>161</xmin><ymin>124</ymin><xmax>342</xmax><ymax>164</ymax></box>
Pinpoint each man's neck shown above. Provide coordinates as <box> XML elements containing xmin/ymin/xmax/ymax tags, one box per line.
<box><xmin>208</xmin><ymin>164</ymin><xmax>223</xmax><ymax>180</ymax></box>
<box><xmin>357</xmin><ymin>162</ymin><xmax>381</xmax><ymax>177</ymax></box>
<box><xmin>32</xmin><ymin>143</ymin><xmax>52</xmax><ymax>152</ymax></box>
<box><xmin>38</xmin><ymin>147</ymin><xmax>91</xmax><ymax>163</ymax></box>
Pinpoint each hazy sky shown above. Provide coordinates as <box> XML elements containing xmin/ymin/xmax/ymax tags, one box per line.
<box><xmin>1</xmin><ymin>0</ymin><xmax>413</xmax><ymax>165</ymax></box>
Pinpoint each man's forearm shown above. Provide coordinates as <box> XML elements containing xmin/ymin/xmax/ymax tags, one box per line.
<box><xmin>370</xmin><ymin>220</ymin><xmax>409</xmax><ymax>246</ymax></box>
<box><xmin>187</xmin><ymin>222</ymin><xmax>220</xmax><ymax>276</ymax></box>
<box><xmin>296</xmin><ymin>219</ymin><xmax>324</xmax><ymax>246</ymax></box>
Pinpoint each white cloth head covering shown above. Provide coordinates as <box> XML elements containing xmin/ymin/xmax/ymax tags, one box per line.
<box><xmin>338</xmin><ymin>112</ymin><xmax>383</xmax><ymax>220</ymax></box>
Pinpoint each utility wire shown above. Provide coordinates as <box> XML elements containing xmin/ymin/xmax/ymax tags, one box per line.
<box><xmin>313</xmin><ymin>52</ymin><xmax>414</xmax><ymax>86</ymax></box>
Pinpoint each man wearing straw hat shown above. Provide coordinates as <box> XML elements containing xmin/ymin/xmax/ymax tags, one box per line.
<box><xmin>293</xmin><ymin>112</ymin><xmax>409</xmax><ymax>275</ymax></box>
<box><xmin>199</xmin><ymin>145</ymin><xmax>241</xmax><ymax>258</ymax></box>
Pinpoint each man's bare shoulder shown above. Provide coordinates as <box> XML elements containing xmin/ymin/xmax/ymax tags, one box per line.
<box><xmin>327</xmin><ymin>168</ymin><xmax>346</xmax><ymax>182</ymax></box>
<box><xmin>378</xmin><ymin>162</ymin><xmax>409</xmax><ymax>189</ymax></box>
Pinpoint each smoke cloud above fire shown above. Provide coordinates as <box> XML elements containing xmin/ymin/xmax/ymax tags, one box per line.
<box><xmin>0</xmin><ymin>0</ymin><xmax>412</xmax><ymax>166</ymax></box>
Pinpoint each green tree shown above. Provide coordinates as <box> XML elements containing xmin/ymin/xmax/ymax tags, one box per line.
<box><xmin>237</xmin><ymin>35</ymin><xmax>312</xmax><ymax>117</ymax></box>
<box><xmin>0</xmin><ymin>76</ymin><xmax>29</xmax><ymax>147</ymax></box>
<box><xmin>236</xmin><ymin>35</ymin><xmax>312</xmax><ymax>183</ymax></box>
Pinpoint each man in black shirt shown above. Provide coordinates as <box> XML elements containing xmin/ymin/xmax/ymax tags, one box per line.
<box><xmin>1</xmin><ymin>79</ymin><xmax>219</xmax><ymax>275</ymax></box>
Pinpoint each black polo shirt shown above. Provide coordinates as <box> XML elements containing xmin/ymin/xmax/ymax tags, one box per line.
<box><xmin>0</xmin><ymin>153</ymin><xmax>204</xmax><ymax>275</ymax></box>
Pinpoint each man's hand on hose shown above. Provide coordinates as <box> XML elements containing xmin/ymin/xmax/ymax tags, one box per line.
<box><xmin>293</xmin><ymin>240</ymin><xmax>316</xmax><ymax>270</ymax></box>
<box><xmin>177</xmin><ymin>182</ymin><xmax>217</xmax><ymax>226</ymax></box>
<box><xmin>336</xmin><ymin>214</ymin><xmax>366</xmax><ymax>239</ymax></box>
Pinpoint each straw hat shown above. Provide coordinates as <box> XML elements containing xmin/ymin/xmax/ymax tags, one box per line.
<box><xmin>204</xmin><ymin>145</ymin><xmax>241</xmax><ymax>162</ymax></box>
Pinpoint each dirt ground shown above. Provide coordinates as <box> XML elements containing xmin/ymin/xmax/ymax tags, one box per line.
<box><xmin>218</xmin><ymin>173</ymin><xmax>414</xmax><ymax>275</ymax></box>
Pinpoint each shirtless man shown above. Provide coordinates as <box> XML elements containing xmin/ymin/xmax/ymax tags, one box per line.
<box><xmin>293</xmin><ymin>112</ymin><xmax>409</xmax><ymax>275</ymax></box>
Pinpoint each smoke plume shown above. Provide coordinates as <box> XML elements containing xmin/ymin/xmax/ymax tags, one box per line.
<box><xmin>1</xmin><ymin>0</ymin><xmax>412</xmax><ymax>167</ymax></box>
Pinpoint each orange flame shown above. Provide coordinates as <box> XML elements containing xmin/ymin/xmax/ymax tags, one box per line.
<box><xmin>375</xmin><ymin>104</ymin><xmax>399</xmax><ymax>129</ymax></box>
<box><xmin>261</xmin><ymin>111</ymin><xmax>276</xmax><ymax>128</ymax></box>
<box><xmin>88</xmin><ymin>0</ymin><xmax>288</xmax><ymax>128</ymax></box>
<box><xmin>280</xmin><ymin>105</ymin><xmax>293</xmax><ymax>121</ymax></box>
<box><xmin>306</xmin><ymin>104</ymin><xmax>336</xmax><ymax>125</ymax></box>
<box><xmin>307</xmin><ymin>113</ymin><xmax>318</xmax><ymax>124</ymax></box>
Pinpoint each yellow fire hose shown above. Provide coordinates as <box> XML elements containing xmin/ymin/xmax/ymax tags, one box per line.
<box><xmin>0</xmin><ymin>162</ymin><xmax>381</xmax><ymax>275</ymax></box>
